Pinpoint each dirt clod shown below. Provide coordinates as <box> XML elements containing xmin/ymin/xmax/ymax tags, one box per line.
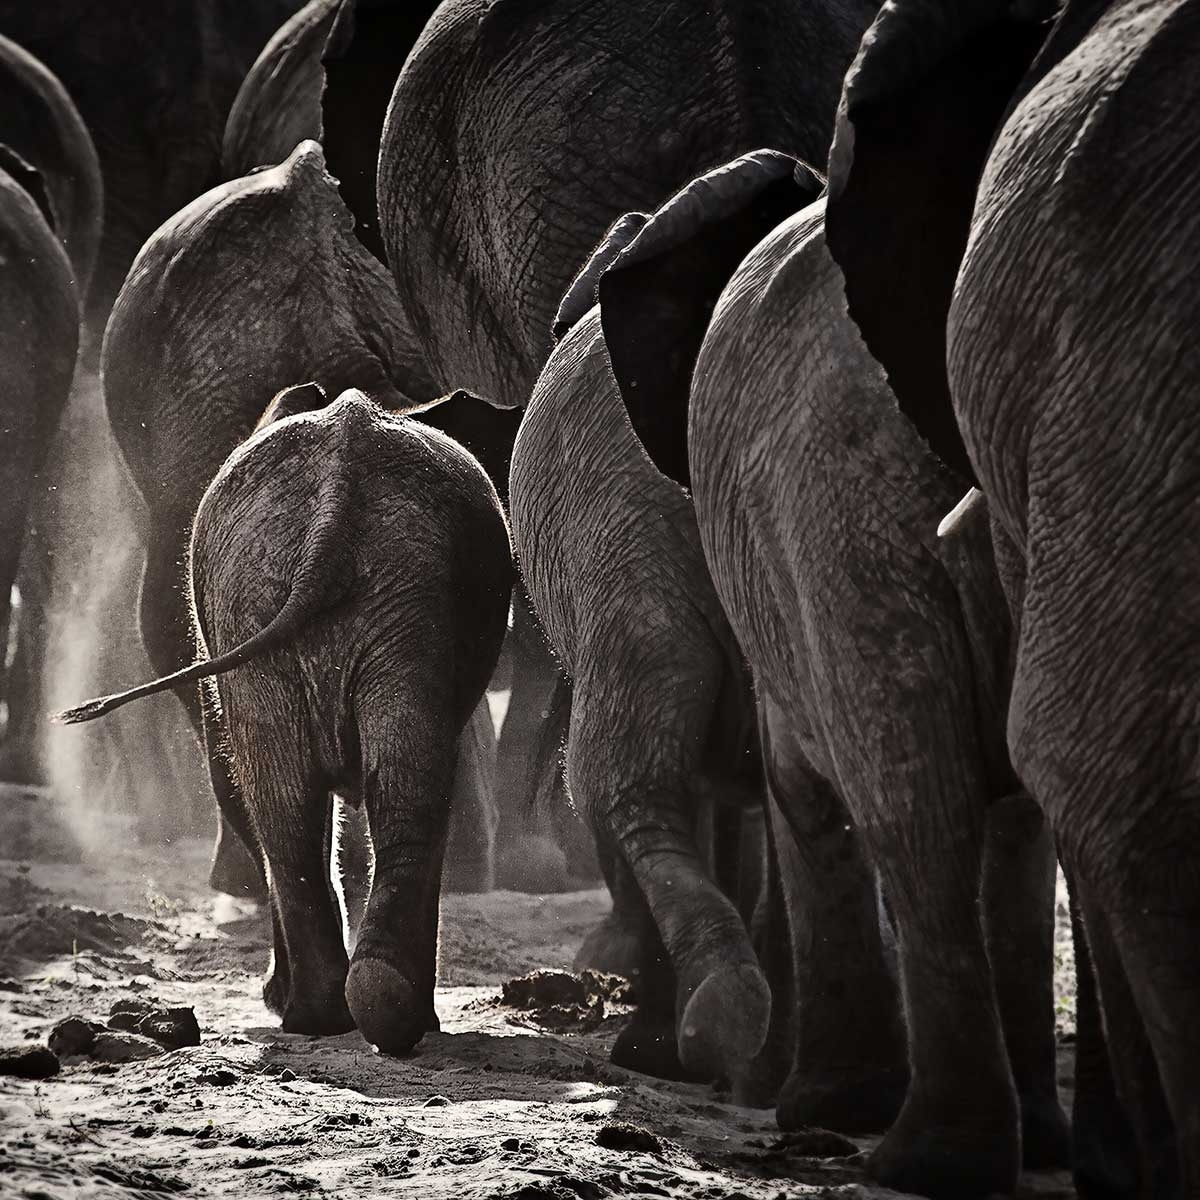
<box><xmin>48</xmin><ymin>1016</ymin><xmax>104</xmax><ymax>1057</ymax></box>
<box><xmin>107</xmin><ymin>998</ymin><xmax>201</xmax><ymax>1049</ymax></box>
<box><xmin>501</xmin><ymin>969</ymin><xmax>633</xmax><ymax>1033</ymax></box>
<box><xmin>596</xmin><ymin>1121</ymin><xmax>663</xmax><ymax>1155</ymax></box>
<box><xmin>138</xmin><ymin>1006</ymin><xmax>201</xmax><ymax>1049</ymax></box>
<box><xmin>108</xmin><ymin>997</ymin><xmax>155</xmax><ymax>1029</ymax></box>
<box><xmin>197</xmin><ymin>1068</ymin><xmax>238</xmax><ymax>1086</ymax></box>
<box><xmin>0</xmin><ymin>1044</ymin><xmax>60</xmax><ymax>1078</ymax></box>
<box><xmin>765</xmin><ymin>1128</ymin><xmax>861</xmax><ymax>1159</ymax></box>
<box><xmin>90</xmin><ymin>1031</ymin><xmax>166</xmax><ymax>1063</ymax></box>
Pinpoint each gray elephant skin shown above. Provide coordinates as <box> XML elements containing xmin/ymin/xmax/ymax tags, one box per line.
<box><xmin>510</xmin><ymin>295</ymin><xmax>766</xmax><ymax>1085</ymax></box>
<box><xmin>0</xmin><ymin>34</ymin><xmax>101</xmax><ymax>782</ymax></box>
<box><xmin>378</xmin><ymin>0</ymin><xmax>879</xmax><ymax>1031</ymax></box>
<box><xmin>100</xmin><ymin>139</ymin><xmax>435</xmax><ymax>896</ymax></box>
<box><xmin>222</xmin><ymin>0</ymin><xmax>570</xmax><ymax>893</ymax></box>
<box><xmin>572</xmin><ymin>151</ymin><xmax>1067</xmax><ymax>1196</ymax></box>
<box><xmin>378</xmin><ymin>0</ymin><xmax>878</xmax><ymax>410</ymax></box>
<box><xmin>824</xmin><ymin>1</ymin><xmax>1200</xmax><ymax>1195</ymax></box>
<box><xmin>0</xmin><ymin>153</ymin><xmax>79</xmax><ymax>730</ymax></box>
<box><xmin>0</xmin><ymin>32</ymin><xmax>102</xmax><ymax>300</ymax></box>
<box><xmin>58</xmin><ymin>388</ymin><xmax>513</xmax><ymax>1053</ymax></box>
<box><xmin>0</xmin><ymin>0</ymin><xmax>302</xmax><ymax>334</ymax></box>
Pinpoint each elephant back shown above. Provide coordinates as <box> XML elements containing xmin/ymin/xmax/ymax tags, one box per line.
<box><xmin>0</xmin><ymin>33</ymin><xmax>102</xmax><ymax>299</ymax></box>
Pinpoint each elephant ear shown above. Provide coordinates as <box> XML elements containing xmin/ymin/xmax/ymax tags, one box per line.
<box><xmin>406</xmin><ymin>388</ymin><xmax>523</xmax><ymax>498</ymax></box>
<box><xmin>824</xmin><ymin>0</ymin><xmax>1058</xmax><ymax>482</ymax></box>
<box><xmin>222</xmin><ymin>0</ymin><xmax>343</xmax><ymax>179</ymax></box>
<box><xmin>257</xmin><ymin>381</ymin><xmax>329</xmax><ymax>429</ymax></box>
<box><xmin>0</xmin><ymin>143</ymin><xmax>54</xmax><ymax>233</ymax></box>
<box><xmin>553</xmin><ymin>212</ymin><xmax>650</xmax><ymax>342</ymax></box>
<box><xmin>598</xmin><ymin>151</ymin><xmax>824</xmax><ymax>489</ymax></box>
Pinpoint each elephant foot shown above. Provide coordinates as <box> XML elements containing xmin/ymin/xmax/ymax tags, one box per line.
<box><xmin>777</xmin><ymin>1065</ymin><xmax>908</xmax><ymax>1135</ymax></box>
<box><xmin>495</xmin><ymin>836</ymin><xmax>570</xmax><ymax>894</ymax></box>
<box><xmin>573</xmin><ymin>913</ymin><xmax>641</xmax><ymax>983</ymax></box>
<box><xmin>611</xmin><ymin>1015</ymin><xmax>704</xmax><ymax>1082</ymax></box>
<box><xmin>1020</xmin><ymin>1088</ymin><xmax>1071</xmax><ymax>1170</ymax></box>
<box><xmin>677</xmin><ymin>962</ymin><xmax>771</xmax><ymax>1082</ymax></box>
<box><xmin>277</xmin><ymin>977</ymin><xmax>354</xmax><ymax>1038</ymax></box>
<box><xmin>732</xmin><ymin>1050</ymin><xmax>788</xmax><ymax>1109</ymax></box>
<box><xmin>1071</xmin><ymin>1094</ymin><xmax>1142</xmax><ymax>1200</ymax></box>
<box><xmin>867</xmin><ymin>1086</ymin><xmax>1019</xmax><ymax>1200</ymax></box>
<box><xmin>345</xmin><ymin>957</ymin><xmax>436</xmax><ymax>1055</ymax></box>
<box><xmin>209</xmin><ymin>829</ymin><xmax>267</xmax><ymax>901</ymax></box>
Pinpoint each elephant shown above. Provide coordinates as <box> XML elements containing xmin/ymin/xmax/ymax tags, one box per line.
<box><xmin>0</xmin><ymin>33</ymin><xmax>102</xmax><ymax>299</ymax></box>
<box><xmin>0</xmin><ymin>34</ymin><xmax>98</xmax><ymax>779</ymax></box>
<box><xmin>0</xmin><ymin>158</ymin><xmax>79</xmax><ymax>742</ymax></box>
<box><xmin>823</xmin><ymin>1</ymin><xmax>1200</xmax><ymax>1194</ymax></box>
<box><xmin>587</xmin><ymin>151</ymin><xmax>1067</xmax><ymax>1196</ymax></box>
<box><xmin>0</xmin><ymin>0</ymin><xmax>300</xmax><ymax>811</ymax></box>
<box><xmin>378</xmin><ymin>0</ymin><xmax>878</xmax><ymax>411</ymax></box>
<box><xmin>0</xmin><ymin>0</ymin><xmax>302</xmax><ymax>335</ymax></box>
<box><xmin>223</xmin><ymin>0</ymin><xmax>593</xmax><ymax>894</ymax></box>
<box><xmin>377</xmin><ymin>0</ymin><xmax>879</xmax><ymax>977</ymax></box>
<box><xmin>57</xmin><ymin>386</ymin><xmax>513</xmax><ymax>1052</ymax></box>
<box><xmin>509</xmin><ymin>281</ymin><xmax>768</xmax><ymax>1084</ymax></box>
<box><xmin>222</xmin><ymin>0</ymin><xmax>439</xmax><ymax>263</ymax></box>
<box><xmin>99</xmin><ymin>139</ymin><xmax>436</xmax><ymax>895</ymax></box>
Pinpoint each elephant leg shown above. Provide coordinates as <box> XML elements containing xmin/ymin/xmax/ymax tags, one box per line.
<box><xmin>760</xmin><ymin>699</ymin><xmax>908</xmax><ymax>1134</ymax></box>
<box><xmin>606</xmin><ymin>848</ymin><xmax>703</xmax><ymax>1083</ymax></box>
<box><xmin>983</xmin><ymin>791</ymin><xmax>1070</xmax><ymax>1168</ymax></box>
<box><xmin>573</xmin><ymin>829</ymin><xmax>644</xmax><ymax>982</ymax></box>
<box><xmin>345</xmin><ymin>700</ymin><xmax>453</xmax><ymax>1055</ymax></box>
<box><xmin>493</xmin><ymin>597</ymin><xmax>570</xmax><ymax>891</ymax></box>
<box><xmin>1067</xmin><ymin>879</ymin><xmax>1140</xmax><ymax>1200</ymax></box>
<box><xmin>734</xmin><ymin>802</ymin><xmax>767</xmax><ymax>930</ymax></box>
<box><xmin>442</xmin><ymin>699</ymin><xmax>499</xmax><ymax>894</ymax></box>
<box><xmin>140</xmin><ymin>531</ymin><xmax>264</xmax><ymax>898</ymax></box>
<box><xmin>733</xmin><ymin>795</ymin><xmax>795</xmax><ymax>1108</ymax></box>
<box><xmin>239</xmin><ymin>743</ymin><xmax>351</xmax><ymax>1036</ymax></box>
<box><xmin>0</xmin><ymin>552</ymin><xmax>51</xmax><ymax>785</ymax></box>
<box><xmin>582</xmin><ymin>781</ymin><xmax>768</xmax><ymax>1080</ymax></box>
<box><xmin>853</xmin><ymin>725</ymin><xmax>1019</xmax><ymax>1197</ymax></box>
<box><xmin>1072</xmin><ymin>867</ymin><xmax>1183</xmax><ymax>1197</ymax></box>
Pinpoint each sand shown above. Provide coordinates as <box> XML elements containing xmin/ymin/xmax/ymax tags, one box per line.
<box><xmin>0</xmin><ymin>829</ymin><xmax>1077</xmax><ymax>1200</ymax></box>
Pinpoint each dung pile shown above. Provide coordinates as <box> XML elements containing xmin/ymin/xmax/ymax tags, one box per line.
<box><xmin>500</xmin><ymin>968</ymin><xmax>633</xmax><ymax>1033</ymax></box>
<box><xmin>0</xmin><ymin>995</ymin><xmax>201</xmax><ymax>1078</ymax></box>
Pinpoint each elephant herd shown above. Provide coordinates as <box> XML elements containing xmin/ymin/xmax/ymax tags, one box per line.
<box><xmin>1</xmin><ymin>2</ymin><xmax>1196</xmax><ymax>1199</ymax></box>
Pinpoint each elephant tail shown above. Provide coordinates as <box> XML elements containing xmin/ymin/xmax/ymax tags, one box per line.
<box><xmin>529</xmin><ymin>668</ymin><xmax>572</xmax><ymax>817</ymax></box>
<box><xmin>54</xmin><ymin>460</ymin><xmax>353</xmax><ymax>726</ymax></box>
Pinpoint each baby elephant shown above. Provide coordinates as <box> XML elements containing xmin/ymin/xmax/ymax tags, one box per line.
<box><xmin>58</xmin><ymin>386</ymin><xmax>513</xmax><ymax>1053</ymax></box>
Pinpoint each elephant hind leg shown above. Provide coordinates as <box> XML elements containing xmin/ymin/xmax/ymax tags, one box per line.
<box><xmin>581</xmin><ymin>778</ymin><xmax>769</xmax><ymax>1083</ymax></box>
<box><xmin>845</xmin><ymin>706</ymin><xmax>1019</xmax><ymax>1198</ymax></box>
<box><xmin>1067</xmin><ymin>879</ymin><xmax>1141</xmax><ymax>1199</ymax></box>
<box><xmin>147</xmin><ymin>532</ymin><xmax>264</xmax><ymax>900</ymax></box>
<box><xmin>600</xmin><ymin>845</ymin><xmax>705</xmax><ymax>1083</ymax></box>
<box><xmin>346</xmin><ymin>702</ymin><xmax>454</xmax><ymax>1056</ymax></box>
<box><xmin>760</xmin><ymin>700</ymin><xmax>908</xmax><ymax>1134</ymax></box>
<box><xmin>983</xmin><ymin>791</ymin><xmax>1070</xmax><ymax>1169</ymax></box>
<box><xmin>226</xmin><ymin>707</ymin><xmax>350</xmax><ymax>1036</ymax></box>
<box><xmin>1069</xmin><ymin>834</ymin><xmax>1199</xmax><ymax>1198</ymax></box>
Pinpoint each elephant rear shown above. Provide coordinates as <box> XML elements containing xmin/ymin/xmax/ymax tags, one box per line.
<box><xmin>191</xmin><ymin>391</ymin><xmax>513</xmax><ymax>1053</ymax></box>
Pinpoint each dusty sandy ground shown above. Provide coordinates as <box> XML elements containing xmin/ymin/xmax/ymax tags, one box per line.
<box><xmin>0</xmin><ymin>806</ymin><xmax>1078</xmax><ymax>1199</ymax></box>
